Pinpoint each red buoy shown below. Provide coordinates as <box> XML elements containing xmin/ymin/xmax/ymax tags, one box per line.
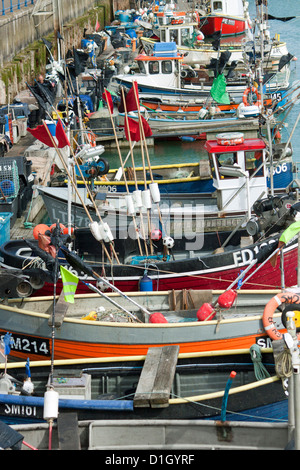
<box><xmin>197</xmin><ymin>303</ymin><xmax>216</xmax><ymax>321</ymax></box>
<box><xmin>218</xmin><ymin>289</ymin><xmax>237</xmax><ymax>309</ymax></box>
<box><xmin>149</xmin><ymin>312</ymin><xmax>168</xmax><ymax>323</ymax></box>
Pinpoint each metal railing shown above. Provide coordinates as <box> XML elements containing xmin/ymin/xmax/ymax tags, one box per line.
<box><xmin>1</xmin><ymin>0</ymin><xmax>35</xmax><ymax>15</ymax></box>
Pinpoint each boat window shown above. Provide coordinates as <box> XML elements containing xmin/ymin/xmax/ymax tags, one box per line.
<box><xmin>161</xmin><ymin>29</ymin><xmax>166</xmax><ymax>42</ymax></box>
<box><xmin>170</xmin><ymin>29</ymin><xmax>179</xmax><ymax>44</ymax></box>
<box><xmin>137</xmin><ymin>61</ymin><xmax>146</xmax><ymax>74</ymax></box>
<box><xmin>180</xmin><ymin>28</ymin><xmax>191</xmax><ymax>44</ymax></box>
<box><xmin>162</xmin><ymin>60</ymin><xmax>173</xmax><ymax>74</ymax></box>
<box><xmin>149</xmin><ymin>61</ymin><xmax>160</xmax><ymax>74</ymax></box>
<box><xmin>213</xmin><ymin>1</ymin><xmax>223</xmax><ymax>12</ymax></box>
<box><xmin>215</xmin><ymin>152</ymin><xmax>239</xmax><ymax>178</ymax></box>
<box><xmin>245</xmin><ymin>150</ymin><xmax>264</xmax><ymax>177</ymax></box>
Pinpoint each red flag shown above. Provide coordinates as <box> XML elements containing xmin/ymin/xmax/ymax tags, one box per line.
<box><xmin>119</xmin><ymin>81</ymin><xmax>139</xmax><ymax>113</ymax></box>
<box><xmin>95</xmin><ymin>20</ymin><xmax>100</xmax><ymax>31</ymax></box>
<box><xmin>27</xmin><ymin>124</ymin><xmax>55</xmax><ymax>147</ymax></box>
<box><xmin>102</xmin><ymin>89</ymin><xmax>114</xmax><ymax>114</ymax></box>
<box><xmin>55</xmin><ymin>118</ymin><xmax>70</xmax><ymax>148</ymax></box>
<box><xmin>124</xmin><ymin>116</ymin><xmax>152</xmax><ymax>142</ymax></box>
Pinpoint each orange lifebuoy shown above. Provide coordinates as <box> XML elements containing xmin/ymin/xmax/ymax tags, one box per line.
<box><xmin>263</xmin><ymin>292</ymin><xmax>300</xmax><ymax>341</ymax></box>
<box><xmin>216</xmin><ymin>132</ymin><xmax>244</xmax><ymax>146</ymax></box>
<box><xmin>87</xmin><ymin>132</ymin><xmax>96</xmax><ymax>147</ymax></box>
<box><xmin>242</xmin><ymin>87</ymin><xmax>262</xmax><ymax>107</ymax></box>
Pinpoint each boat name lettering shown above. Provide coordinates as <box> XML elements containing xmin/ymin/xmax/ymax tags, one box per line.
<box><xmin>0</xmin><ymin>332</ymin><xmax>50</xmax><ymax>357</ymax></box>
<box><xmin>4</xmin><ymin>404</ymin><xmax>37</xmax><ymax>417</ymax></box>
<box><xmin>0</xmin><ymin>164</ymin><xmax>13</xmax><ymax>172</ymax></box>
<box><xmin>256</xmin><ymin>336</ymin><xmax>274</xmax><ymax>349</ymax></box>
<box><xmin>99</xmin><ymin>185</ymin><xmax>117</xmax><ymax>193</ymax></box>
<box><xmin>233</xmin><ymin>240</ymin><xmax>277</xmax><ymax>266</ymax></box>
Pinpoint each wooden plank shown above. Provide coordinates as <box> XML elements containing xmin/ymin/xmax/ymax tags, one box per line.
<box><xmin>150</xmin><ymin>345</ymin><xmax>179</xmax><ymax>408</ymax></box>
<box><xmin>48</xmin><ymin>290</ymin><xmax>69</xmax><ymax>327</ymax></box>
<box><xmin>133</xmin><ymin>345</ymin><xmax>180</xmax><ymax>409</ymax></box>
<box><xmin>57</xmin><ymin>412</ymin><xmax>81</xmax><ymax>450</ymax></box>
<box><xmin>133</xmin><ymin>347</ymin><xmax>161</xmax><ymax>408</ymax></box>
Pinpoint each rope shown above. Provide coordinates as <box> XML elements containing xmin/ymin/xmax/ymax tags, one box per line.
<box><xmin>250</xmin><ymin>344</ymin><xmax>271</xmax><ymax>381</ymax></box>
<box><xmin>274</xmin><ymin>349</ymin><xmax>292</xmax><ymax>379</ymax></box>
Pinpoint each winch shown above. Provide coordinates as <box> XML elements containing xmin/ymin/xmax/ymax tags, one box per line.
<box><xmin>246</xmin><ymin>193</ymin><xmax>299</xmax><ymax>237</ymax></box>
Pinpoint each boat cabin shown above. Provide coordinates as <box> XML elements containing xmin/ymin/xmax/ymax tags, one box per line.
<box><xmin>121</xmin><ymin>43</ymin><xmax>183</xmax><ymax>89</ymax></box>
<box><xmin>205</xmin><ymin>136</ymin><xmax>267</xmax><ymax>216</ymax></box>
<box><xmin>206</xmin><ymin>0</ymin><xmax>244</xmax><ymax>17</ymax></box>
<box><xmin>152</xmin><ymin>17</ymin><xmax>197</xmax><ymax>48</ymax></box>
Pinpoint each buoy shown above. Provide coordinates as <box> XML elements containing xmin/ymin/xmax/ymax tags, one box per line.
<box><xmin>216</xmin><ymin>132</ymin><xmax>244</xmax><ymax>146</ymax></box>
<box><xmin>218</xmin><ymin>289</ymin><xmax>237</xmax><ymax>308</ymax></box>
<box><xmin>197</xmin><ymin>303</ymin><xmax>216</xmax><ymax>321</ymax></box>
<box><xmin>33</xmin><ymin>224</ymin><xmax>50</xmax><ymax>240</ymax></box>
<box><xmin>151</xmin><ymin>228</ymin><xmax>162</xmax><ymax>240</ymax></box>
<box><xmin>125</xmin><ymin>194</ymin><xmax>135</xmax><ymax>216</ymax></box>
<box><xmin>50</xmin><ymin>223</ymin><xmax>66</xmax><ymax>234</ymax></box>
<box><xmin>139</xmin><ymin>273</ymin><xmax>153</xmax><ymax>291</ymax></box>
<box><xmin>149</xmin><ymin>182</ymin><xmax>161</xmax><ymax>203</ymax></box>
<box><xmin>43</xmin><ymin>389</ymin><xmax>59</xmax><ymax>421</ymax></box>
<box><xmin>142</xmin><ymin>189</ymin><xmax>152</xmax><ymax>209</ymax></box>
<box><xmin>63</xmin><ymin>226</ymin><xmax>74</xmax><ymax>235</ymax></box>
<box><xmin>89</xmin><ymin>221</ymin><xmax>103</xmax><ymax>241</ymax></box>
<box><xmin>149</xmin><ymin>312</ymin><xmax>168</xmax><ymax>323</ymax></box>
<box><xmin>100</xmin><ymin>222</ymin><xmax>114</xmax><ymax>242</ymax></box>
<box><xmin>133</xmin><ymin>189</ymin><xmax>143</xmax><ymax>209</ymax></box>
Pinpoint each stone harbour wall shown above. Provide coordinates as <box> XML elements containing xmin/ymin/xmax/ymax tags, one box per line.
<box><xmin>0</xmin><ymin>0</ymin><xmax>129</xmax><ymax>103</ymax></box>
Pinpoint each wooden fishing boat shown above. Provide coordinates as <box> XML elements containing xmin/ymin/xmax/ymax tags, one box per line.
<box><xmin>0</xmin><ymin>346</ymin><xmax>286</xmax><ymax>424</ymax></box>
<box><xmin>0</xmin><ymin>287</ymin><xmax>297</xmax><ymax>362</ymax></box>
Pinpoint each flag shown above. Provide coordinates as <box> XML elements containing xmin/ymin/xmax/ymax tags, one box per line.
<box><xmin>27</xmin><ymin>119</ymin><xmax>70</xmax><ymax>148</ymax></box>
<box><xmin>210</xmin><ymin>73</ymin><xmax>230</xmax><ymax>104</ymax></box>
<box><xmin>118</xmin><ymin>81</ymin><xmax>139</xmax><ymax>113</ymax></box>
<box><xmin>3</xmin><ymin>332</ymin><xmax>13</xmax><ymax>356</ymax></box>
<box><xmin>55</xmin><ymin>118</ymin><xmax>70</xmax><ymax>148</ymax></box>
<box><xmin>95</xmin><ymin>20</ymin><xmax>100</xmax><ymax>31</ymax></box>
<box><xmin>26</xmin><ymin>82</ymin><xmax>48</xmax><ymax>112</ymax></box>
<box><xmin>124</xmin><ymin>116</ymin><xmax>152</xmax><ymax>142</ymax></box>
<box><xmin>60</xmin><ymin>265</ymin><xmax>79</xmax><ymax>303</ymax></box>
<box><xmin>42</xmin><ymin>38</ymin><xmax>53</xmax><ymax>50</ymax></box>
<box><xmin>279</xmin><ymin>221</ymin><xmax>300</xmax><ymax>244</ymax></box>
<box><xmin>27</xmin><ymin>124</ymin><xmax>55</xmax><ymax>147</ymax></box>
<box><xmin>278</xmin><ymin>53</ymin><xmax>294</xmax><ymax>71</ymax></box>
<box><xmin>269</xmin><ymin>221</ymin><xmax>300</xmax><ymax>267</ymax></box>
<box><xmin>102</xmin><ymin>89</ymin><xmax>114</xmax><ymax>113</ymax></box>
<box><xmin>73</xmin><ymin>47</ymin><xmax>89</xmax><ymax>76</ymax></box>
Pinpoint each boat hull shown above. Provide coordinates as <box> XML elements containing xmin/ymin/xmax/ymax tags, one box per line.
<box><xmin>0</xmin><ymin>352</ymin><xmax>286</xmax><ymax>424</ymax></box>
<box><xmin>0</xmin><ymin>290</ymin><xmax>293</xmax><ymax>362</ymax></box>
<box><xmin>201</xmin><ymin>16</ymin><xmax>246</xmax><ymax>37</ymax></box>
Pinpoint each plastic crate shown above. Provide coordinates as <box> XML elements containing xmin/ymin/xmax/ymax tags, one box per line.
<box><xmin>0</xmin><ymin>213</ymin><xmax>12</xmax><ymax>245</ymax></box>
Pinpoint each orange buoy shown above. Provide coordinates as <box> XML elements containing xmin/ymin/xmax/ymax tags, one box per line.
<box><xmin>50</xmin><ymin>223</ymin><xmax>66</xmax><ymax>234</ymax></box>
<box><xmin>33</xmin><ymin>224</ymin><xmax>50</xmax><ymax>240</ymax></box>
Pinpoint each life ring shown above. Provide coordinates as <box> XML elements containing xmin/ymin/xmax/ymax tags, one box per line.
<box><xmin>87</xmin><ymin>132</ymin><xmax>96</xmax><ymax>147</ymax></box>
<box><xmin>216</xmin><ymin>132</ymin><xmax>244</xmax><ymax>146</ymax></box>
<box><xmin>242</xmin><ymin>87</ymin><xmax>262</xmax><ymax>107</ymax></box>
<box><xmin>263</xmin><ymin>292</ymin><xmax>300</xmax><ymax>341</ymax></box>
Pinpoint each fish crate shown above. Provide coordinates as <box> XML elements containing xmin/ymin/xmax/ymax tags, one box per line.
<box><xmin>0</xmin><ymin>159</ymin><xmax>20</xmax><ymax>199</ymax></box>
<box><xmin>0</xmin><ymin>212</ymin><xmax>12</xmax><ymax>245</ymax></box>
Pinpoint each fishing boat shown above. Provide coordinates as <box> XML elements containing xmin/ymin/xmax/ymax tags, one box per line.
<box><xmin>0</xmin><ymin>286</ymin><xmax>296</xmax><ymax>363</ymax></box>
<box><xmin>0</xmin><ymin>346</ymin><xmax>286</xmax><ymax>424</ymax></box>
<box><xmin>198</xmin><ymin>0</ymin><xmax>251</xmax><ymax>37</ymax></box>
<box><xmin>111</xmin><ymin>45</ymin><xmax>290</xmax><ymax>106</ymax></box>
